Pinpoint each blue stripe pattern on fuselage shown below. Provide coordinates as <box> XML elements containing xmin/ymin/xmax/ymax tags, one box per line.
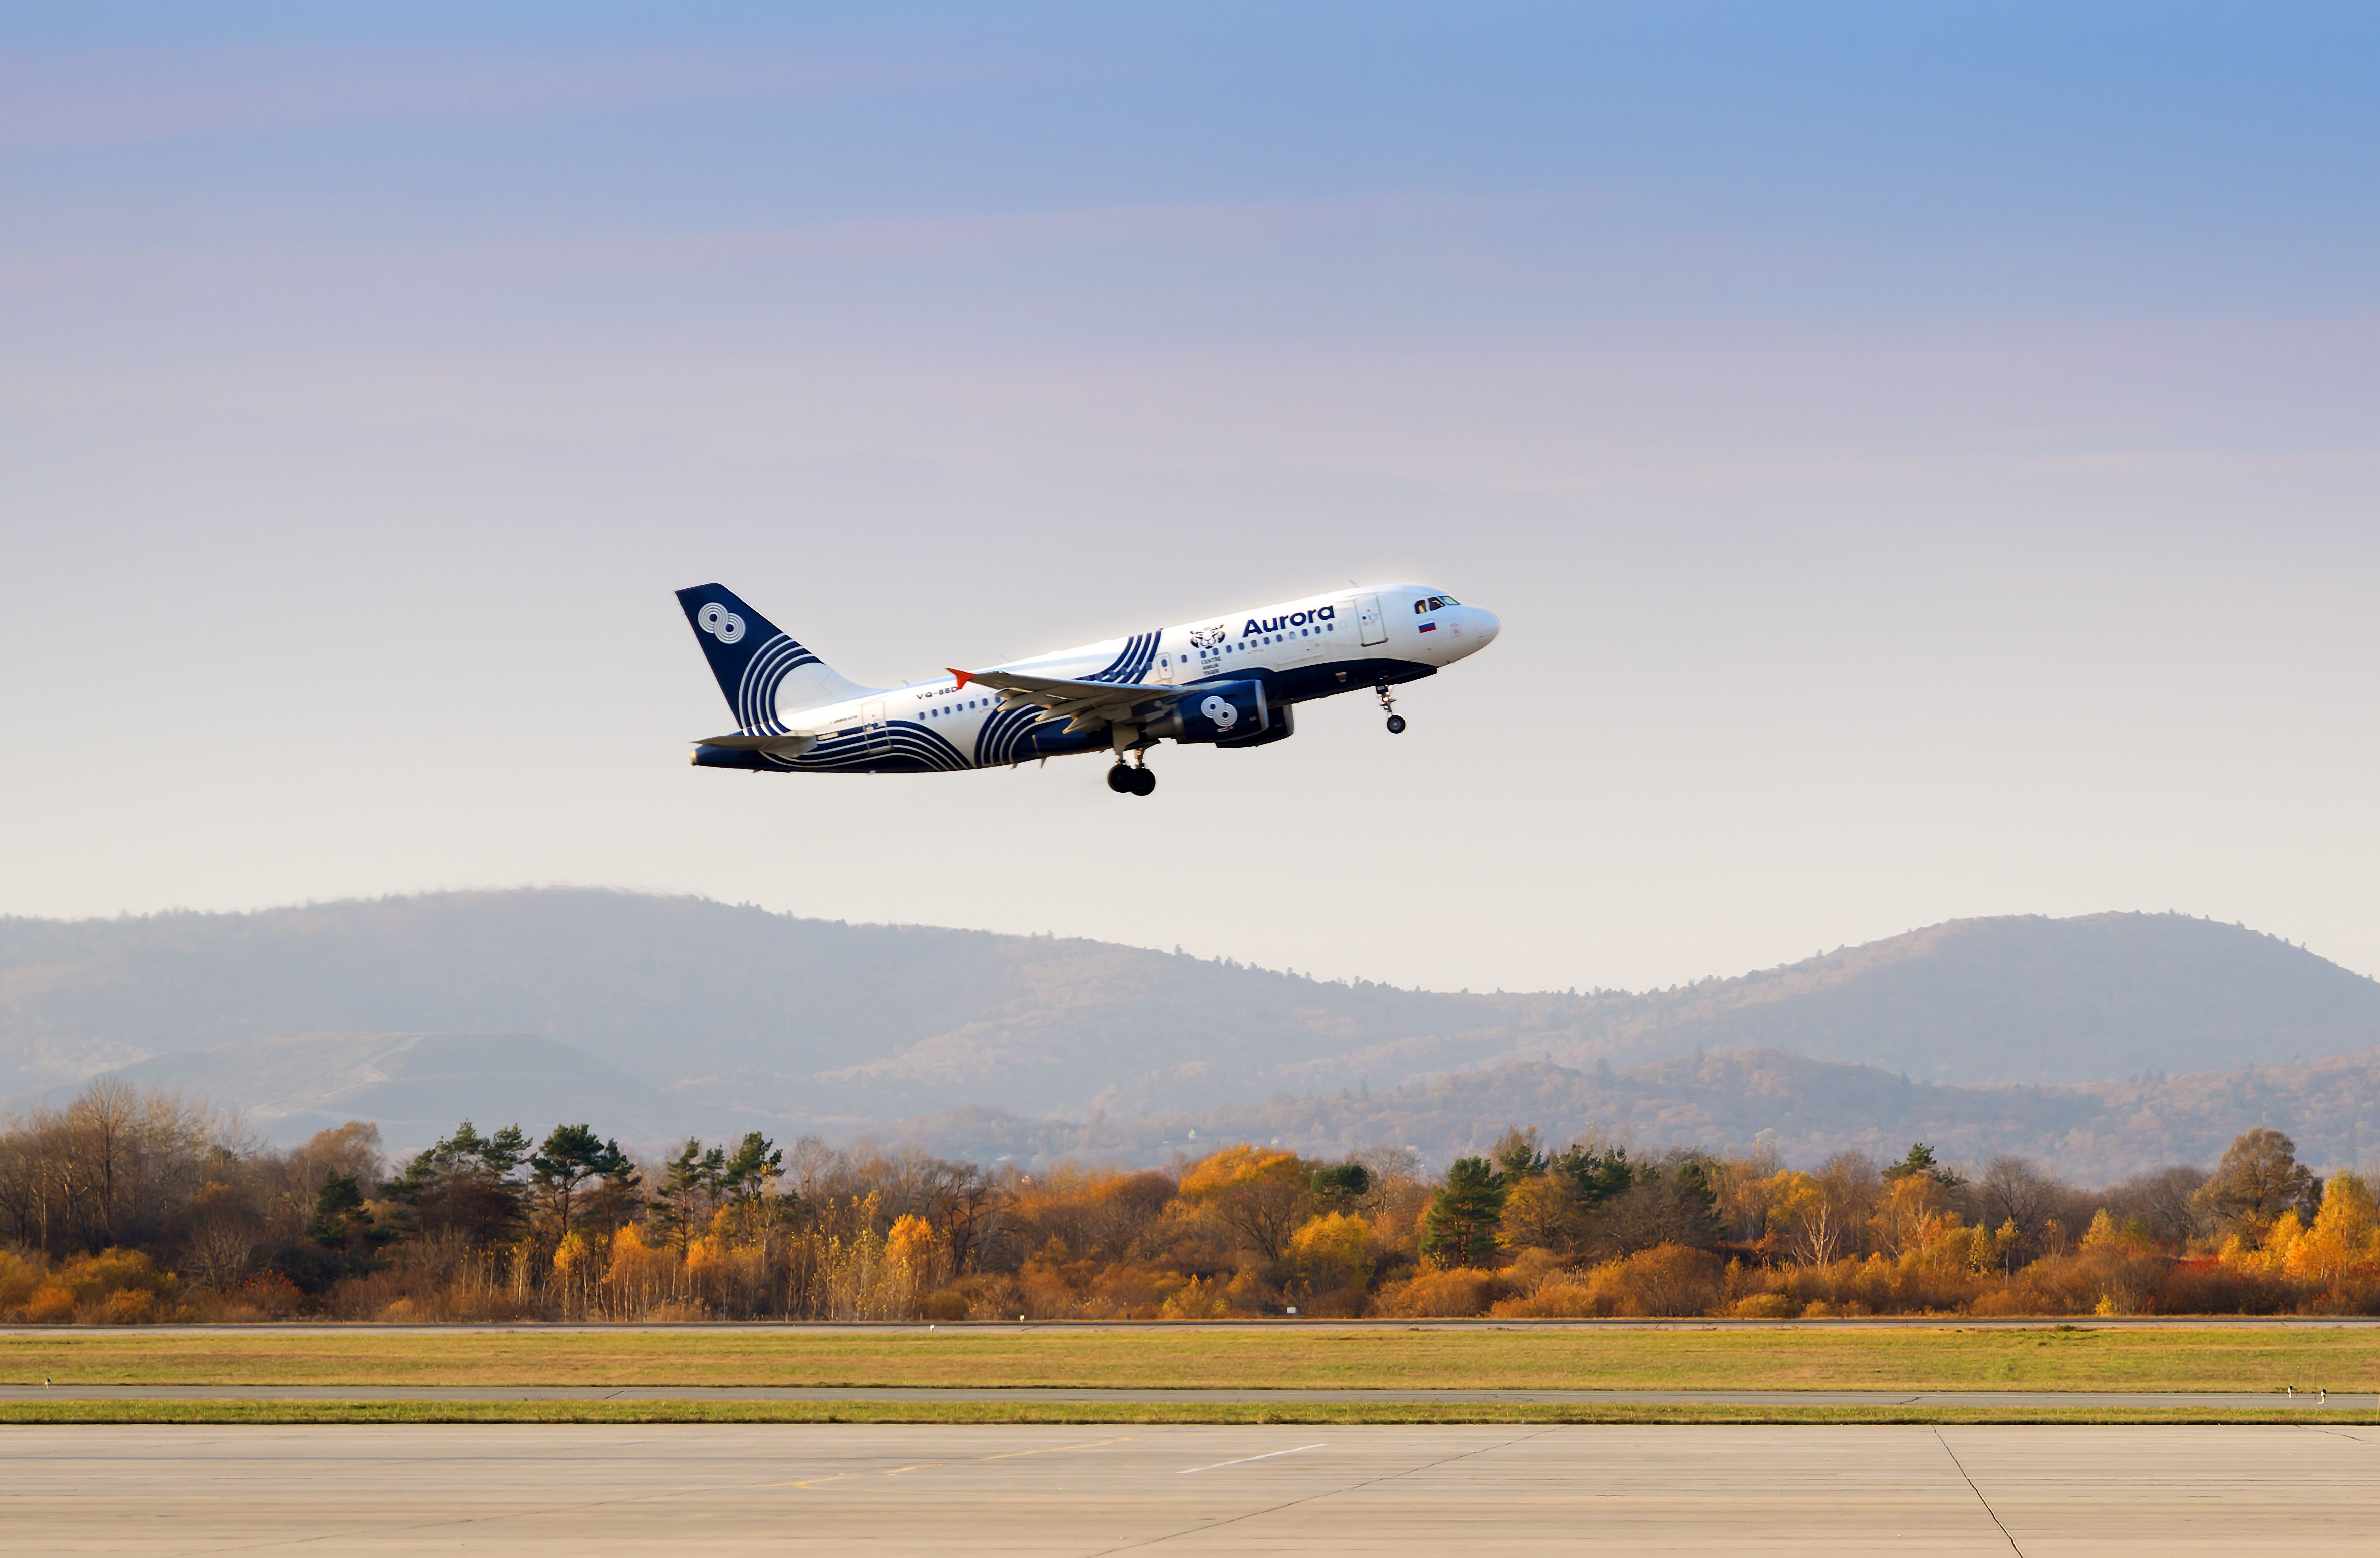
<box><xmin>733</xmin><ymin>634</ymin><xmax>821</xmax><ymax>735</ymax></box>
<box><xmin>703</xmin><ymin>650</ymin><xmax>1444</xmax><ymax>775</ymax></box>
<box><xmin>1084</xmin><ymin>631</ymin><xmax>1161</xmax><ymax>686</ymax></box>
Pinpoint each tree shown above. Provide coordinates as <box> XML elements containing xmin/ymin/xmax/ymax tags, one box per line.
<box><xmin>2282</xmin><ymin>1172</ymin><xmax>2380</xmax><ymax>1287</ymax></box>
<box><xmin>308</xmin><ymin>1170</ymin><xmax>371</xmax><ymax>1247</ymax></box>
<box><xmin>2192</xmin><ymin>1129</ymin><xmax>2321</xmax><ymax>1242</ymax></box>
<box><xmin>1490</xmin><ymin>1126</ymin><xmax>1548</xmax><ymax>1182</ymax></box>
<box><xmin>1882</xmin><ymin>1142</ymin><xmax>1965</xmax><ymax>1189</ymax></box>
<box><xmin>2100</xmin><ymin>1164</ymin><xmax>2210</xmax><ymax>1249</ymax></box>
<box><xmin>1551</xmin><ymin>1143</ymin><xmax>1641</xmax><ymax>1209</ymax></box>
<box><xmin>179</xmin><ymin>1180</ymin><xmax>262</xmax><ymax>1292</ymax></box>
<box><xmin>1309</xmin><ymin>1163</ymin><xmax>1372</xmax><ymax>1207</ymax></box>
<box><xmin>1763</xmin><ymin>1154</ymin><xmax>1877</xmax><ymax>1268</ymax></box>
<box><xmin>529</xmin><ymin>1124</ymin><xmax>636</xmax><ymax>1239</ymax></box>
<box><xmin>1420</xmin><ymin>1157</ymin><xmax>1505</xmax><ymax>1268</ymax></box>
<box><xmin>1177</xmin><ymin>1145</ymin><xmax>1315</xmax><ymax>1261</ymax></box>
<box><xmin>305</xmin><ymin>1167</ymin><xmax>392</xmax><ymax>1275</ymax></box>
<box><xmin>1870</xmin><ymin>1172</ymin><xmax>1957</xmax><ymax>1257</ymax></box>
<box><xmin>1588</xmin><ymin>1157</ymin><xmax>1726</xmax><ymax>1259</ymax></box>
<box><xmin>1498</xmin><ymin>1174</ymin><xmax>1588</xmax><ymax>1256</ymax></box>
<box><xmin>384</xmin><ymin>1120</ymin><xmax>530</xmax><ymax>1249</ymax></box>
<box><xmin>1286</xmin><ymin>1211</ymin><xmax>1376</xmax><ymax>1293</ymax></box>
<box><xmin>652</xmin><ymin>1138</ymin><xmax>726</xmax><ymax>1254</ymax></box>
<box><xmin>1765</xmin><ymin>1172</ymin><xmax>1846</xmax><ymax>1266</ymax></box>
<box><xmin>720</xmin><ymin>1133</ymin><xmax>784</xmax><ymax>1206</ymax></box>
<box><xmin>1977</xmin><ymin>1155</ymin><xmax>2068</xmax><ymax>1254</ymax></box>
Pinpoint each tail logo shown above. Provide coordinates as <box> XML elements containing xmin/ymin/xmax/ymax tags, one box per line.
<box><xmin>1200</xmin><ymin>694</ymin><xmax>1238</xmax><ymax>731</ymax></box>
<box><xmin>697</xmin><ymin>602</ymin><xmax>746</xmax><ymax>644</ymax></box>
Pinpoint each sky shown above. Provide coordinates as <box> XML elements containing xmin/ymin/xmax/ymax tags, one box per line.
<box><xmin>3</xmin><ymin>3</ymin><xmax>2376</xmax><ymax>994</ymax></box>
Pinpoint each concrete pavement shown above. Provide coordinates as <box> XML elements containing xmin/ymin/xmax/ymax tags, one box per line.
<box><xmin>6</xmin><ymin>1423</ymin><xmax>2379</xmax><ymax>1553</ymax></box>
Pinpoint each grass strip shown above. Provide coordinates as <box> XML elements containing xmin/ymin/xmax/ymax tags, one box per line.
<box><xmin>5</xmin><ymin>1400</ymin><xmax>2379</xmax><ymax>1427</ymax></box>
<box><xmin>8</xmin><ymin>1325</ymin><xmax>2380</xmax><ymax>1393</ymax></box>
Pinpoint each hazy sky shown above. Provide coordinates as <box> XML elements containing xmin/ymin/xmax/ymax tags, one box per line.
<box><xmin>4</xmin><ymin>4</ymin><xmax>2376</xmax><ymax>994</ymax></box>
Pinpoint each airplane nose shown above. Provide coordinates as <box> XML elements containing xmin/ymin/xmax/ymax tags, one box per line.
<box><xmin>1470</xmin><ymin>607</ymin><xmax>1500</xmax><ymax>647</ymax></box>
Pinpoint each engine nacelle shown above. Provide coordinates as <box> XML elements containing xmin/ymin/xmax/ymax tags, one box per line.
<box><xmin>1146</xmin><ymin>680</ymin><xmax>1270</xmax><ymax>744</ymax></box>
<box><xmin>1217</xmin><ymin>701</ymin><xmax>1293</xmax><ymax>748</ymax></box>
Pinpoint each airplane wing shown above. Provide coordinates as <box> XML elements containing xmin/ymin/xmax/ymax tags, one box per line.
<box><xmin>950</xmin><ymin>667</ymin><xmax>1179</xmax><ymax>735</ymax></box>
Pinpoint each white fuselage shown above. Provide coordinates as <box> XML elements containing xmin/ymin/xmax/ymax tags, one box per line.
<box><xmin>800</xmin><ymin>583</ymin><xmax>1496</xmax><ymax>766</ymax></box>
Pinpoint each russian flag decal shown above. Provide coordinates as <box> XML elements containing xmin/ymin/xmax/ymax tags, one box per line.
<box><xmin>1417</xmin><ymin>622</ymin><xmax>1436</xmax><ymax>633</ymax></box>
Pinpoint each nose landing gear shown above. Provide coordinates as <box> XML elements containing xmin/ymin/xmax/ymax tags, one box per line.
<box><xmin>1376</xmin><ymin>682</ymin><xmax>1407</xmax><ymax>734</ymax></box>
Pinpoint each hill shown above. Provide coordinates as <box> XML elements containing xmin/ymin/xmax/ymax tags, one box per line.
<box><xmin>3</xmin><ymin>891</ymin><xmax>2375</xmax><ymax>1167</ymax></box>
<box><xmin>931</xmin><ymin>1045</ymin><xmax>2380</xmax><ymax>1184</ymax></box>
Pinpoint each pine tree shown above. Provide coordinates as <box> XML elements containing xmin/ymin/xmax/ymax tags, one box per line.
<box><xmin>652</xmin><ymin>1138</ymin><xmax>726</xmax><ymax>1253</ymax></box>
<box><xmin>530</xmin><ymin>1124</ymin><xmax>636</xmax><ymax>1239</ymax></box>
<box><xmin>1421</xmin><ymin>1156</ymin><xmax>1506</xmax><ymax>1268</ymax></box>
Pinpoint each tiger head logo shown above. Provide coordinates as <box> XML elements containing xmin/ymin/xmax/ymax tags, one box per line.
<box><xmin>1187</xmin><ymin>625</ymin><xmax>1227</xmax><ymax>652</ymax></box>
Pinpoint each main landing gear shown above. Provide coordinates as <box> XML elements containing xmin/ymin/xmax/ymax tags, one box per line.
<box><xmin>1107</xmin><ymin>759</ymin><xmax>1157</xmax><ymax>797</ymax></box>
<box><xmin>1377</xmin><ymin>682</ymin><xmax>1407</xmax><ymax>734</ymax></box>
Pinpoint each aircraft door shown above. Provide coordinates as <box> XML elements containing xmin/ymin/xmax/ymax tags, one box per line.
<box><xmin>861</xmin><ymin>701</ymin><xmax>888</xmax><ymax>753</ymax></box>
<box><xmin>1356</xmin><ymin>594</ymin><xmax>1387</xmax><ymax>646</ymax></box>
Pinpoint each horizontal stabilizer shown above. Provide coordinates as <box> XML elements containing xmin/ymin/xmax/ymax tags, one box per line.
<box><xmin>693</xmin><ymin>732</ymin><xmax>817</xmax><ymax>756</ymax></box>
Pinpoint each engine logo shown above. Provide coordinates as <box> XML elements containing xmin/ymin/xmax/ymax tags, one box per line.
<box><xmin>1200</xmin><ymin>695</ymin><xmax>1238</xmax><ymax>731</ymax></box>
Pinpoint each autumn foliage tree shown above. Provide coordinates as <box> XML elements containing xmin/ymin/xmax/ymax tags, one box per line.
<box><xmin>1176</xmin><ymin>1145</ymin><xmax>1315</xmax><ymax>1261</ymax></box>
<box><xmin>2191</xmin><ymin>1128</ymin><xmax>2321</xmax><ymax>1243</ymax></box>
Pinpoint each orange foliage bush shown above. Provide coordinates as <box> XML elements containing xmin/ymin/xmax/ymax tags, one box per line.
<box><xmin>1490</xmin><ymin>1281</ymin><xmax>1610</xmax><ymax>1319</ymax></box>
<box><xmin>24</xmin><ymin>1284</ymin><xmax>77</xmax><ymax>1323</ymax></box>
<box><xmin>0</xmin><ymin>1249</ymin><xmax>46</xmax><ymax>1310</ymax></box>
<box><xmin>1597</xmin><ymin>1245</ymin><xmax>1726</xmax><ymax>1317</ymax></box>
<box><xmin>99</xmin><ymin>1288</ymin><xmax>162</xmax><ymax>1324</ymax></box>
<box><xmin>1376</xmin><ymin>1267</ymin><xmax>1496</xmax><ymax>1317</ymax></box>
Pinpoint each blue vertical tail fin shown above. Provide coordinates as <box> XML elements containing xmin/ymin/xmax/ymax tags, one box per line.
<box><xmin>675</xmin><ymin>584</ymin><xmax>870</xmax><ymax>733</ymax></box>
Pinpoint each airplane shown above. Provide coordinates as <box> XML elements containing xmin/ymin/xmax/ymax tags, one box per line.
<box><xmin>675</xmin><ymin>581</ymin><xmax>1500</xmax><ymax>796</ymax></box>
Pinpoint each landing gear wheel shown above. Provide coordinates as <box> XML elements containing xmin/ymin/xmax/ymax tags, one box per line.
<box><xmin>1385</xmin><ymin>714</ymin><xmax>1407</xmax><ymax>734</ymax></box>
<box><xmin>1107</xmin><ymin>764</ymin><xmax>1134</xmax><ymax>793</ymax></box>
<box><xmin>1129</xmin><ymin>766</ymin><xmax>1157</xmax><ymax>796</ymax></box>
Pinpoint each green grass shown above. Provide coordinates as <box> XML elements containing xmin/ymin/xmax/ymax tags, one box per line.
<box><xmin>4</xmin><ymin>1399</ymin><xmax>2377</xmax><ymax>1427</ymax></box>
<box><xmin>7</xmin><ymin>1326</ymin><xmax>2380</xmax><ymax>1393</ymax></box>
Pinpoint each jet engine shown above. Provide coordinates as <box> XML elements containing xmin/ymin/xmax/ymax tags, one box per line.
<box><xmin>1144</xmin><ymin>680</ymin><xmax>1270</xmax><ymax>744</ymax></box>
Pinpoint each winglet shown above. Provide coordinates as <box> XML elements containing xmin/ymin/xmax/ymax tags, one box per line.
<box><xmin>948</xmin><ymin>667</ymin><xmax>975</xmax><ymax>689</ymax></box>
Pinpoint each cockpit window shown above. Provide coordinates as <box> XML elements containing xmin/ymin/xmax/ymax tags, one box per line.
<box><xmin>1437</xmin><ymin>593</ymin><xmax>1458</xmax><ymax>605</ymax></box>
<box><xmin>1414</xmin><ymin>599</ymin><xmax>1428</xmax><ymax>614</ymax></box>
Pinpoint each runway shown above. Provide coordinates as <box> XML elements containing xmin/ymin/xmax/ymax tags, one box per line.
<box><xmin>6</xmin><ymin>1423</ymin><xmax>2378</xmax><ymax>1553</ymax></box>
<box><xmin>5</xmin><ymin>1382</ymin><xmax>2377</xmax><ymax>1409</ymax></box>
<box><xmin>9</xmin><ymin>1315</ymin><xmax>2380</xmax><ymax>1334</ymax></box>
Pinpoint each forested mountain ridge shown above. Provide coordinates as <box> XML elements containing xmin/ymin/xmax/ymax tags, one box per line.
<box><xmin>924</xmin><ymin>1044</ymin><xmax>2380</xmax><ymax>1184</ymax></box>
<box><xmin>3</xmin><ymin>891</ymin><xmax>2375</xmax><ymax>1165</ymax></box>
